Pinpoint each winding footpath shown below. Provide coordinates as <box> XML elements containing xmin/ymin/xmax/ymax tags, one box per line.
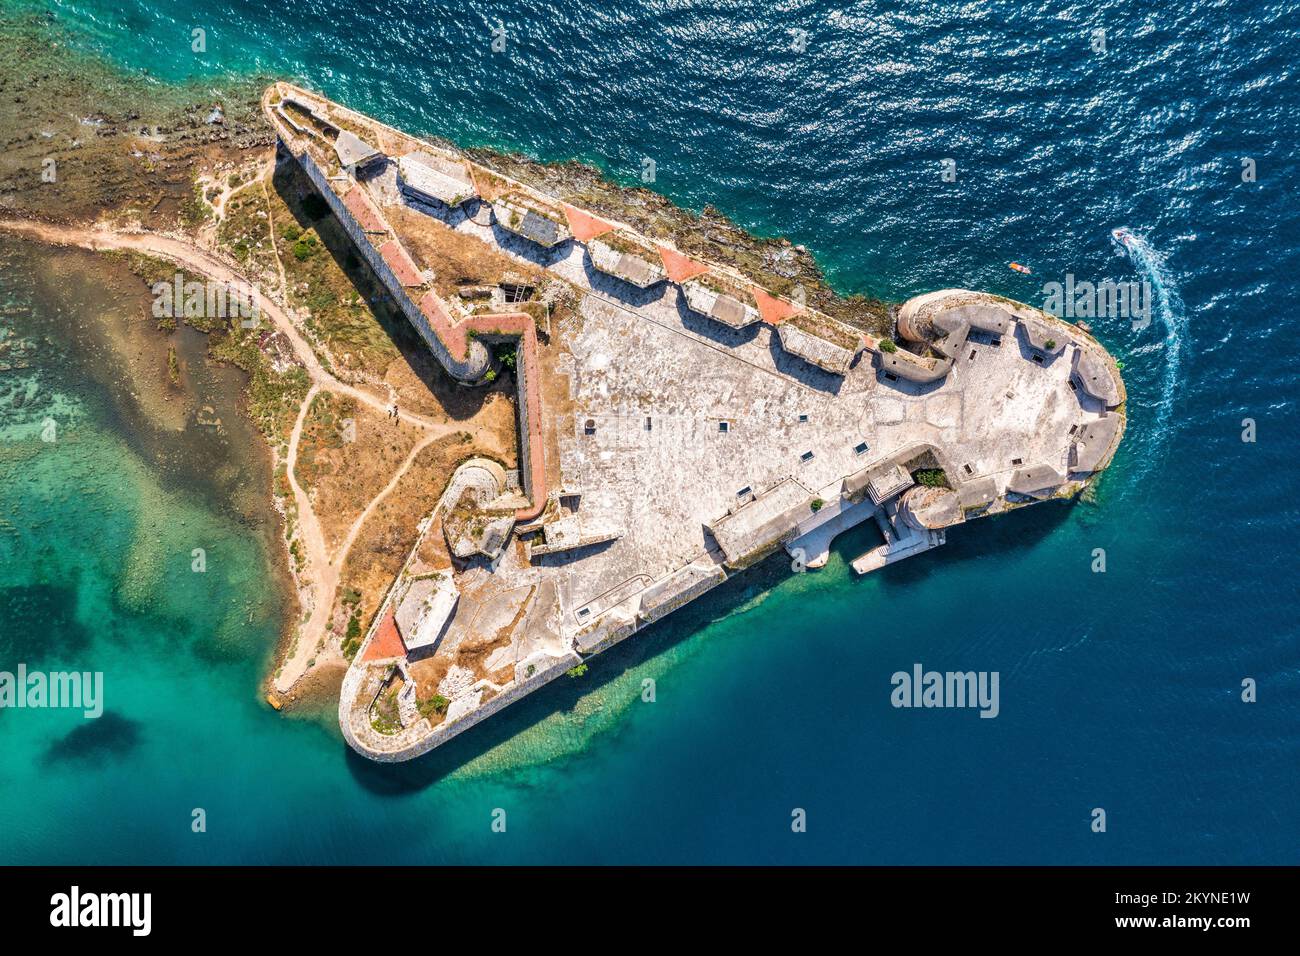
<box><xmin>0</xmin><ymin>218</ymin><xmax>445</xmax><ymax>430</ymax></box>
<box><xmin>0</xmin><ymin>216</ymin><xmax>474</xmax><ymax>695</ymax></box>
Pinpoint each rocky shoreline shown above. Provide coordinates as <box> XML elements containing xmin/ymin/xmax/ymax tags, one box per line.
<box><xmin>0</xmin><ymin>12</ymin><xmax>893</xmax><ymax>331</ymax></box>
<box><xmin>2</xmin><ymin>10</ymin><xmax>1103</xmax><ymax>733</ymax></box>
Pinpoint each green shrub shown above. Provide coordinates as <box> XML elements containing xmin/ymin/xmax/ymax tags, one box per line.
<box><xmin>913</xmin><ymin>468</ymin><xmax>949</xmax><ymax>489</ymax></box>
<box><xmin>418</xmin><ymin>694</ymin><xmax>449</xmax><ymax>717</ymax></box>
<box><xmin>180</xmin><ymin>183</ymin><xmax>212</xmax><ymax>226</ymax></box>
<box><xmin>879</xmin><ymin>338</ymin><xmax>897</xmax><ymax>353</ymax></box>
<box><xmin>810</xmin><ymin>498</ymin><xmax>825</xmax><ymax>512</ymax></box>
<box><xmin>566</xmin><ymin>663</ymin><xmax>588</xmax><ymax>678</ymax></box>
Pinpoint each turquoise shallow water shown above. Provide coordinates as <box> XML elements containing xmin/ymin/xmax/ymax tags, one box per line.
<box><xmin>2</xmin><ymin>0</ymin><xmax>1299</xmax><ymax>863</ymax></box>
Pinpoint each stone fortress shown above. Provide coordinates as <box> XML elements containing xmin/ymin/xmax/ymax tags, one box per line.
<box><xmin>264</xmin><ymin>83</ymin><xmax>1125</xmax><ymax>762</ymax></box>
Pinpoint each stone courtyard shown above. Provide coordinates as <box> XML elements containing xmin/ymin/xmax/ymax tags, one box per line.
<box><xmin>262</xmin><ymin>83</ymin><xmax>1124</xmax><ymax>760</ymax></box>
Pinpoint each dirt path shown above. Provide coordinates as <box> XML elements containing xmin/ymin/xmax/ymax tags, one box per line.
<box><xmin>0</xmin><ymin>217</ymin><xmax>446</xmax><ymax>431</ymax></box>
<box><xmin>334</xmin><ymin>431</ymin><xmax>442</xmax><ymax>570</ymax></box>
<box><xmin>282</xmin><ymin>383</ymin><xmax>335</xmax><ymax>690</ymax></box>
<box><xmin>0</xmin><ymin>216</ymin><xmax>482</xmax><ymax>695</ymax></box>
<box><xmin>259</xmin><ymin>170</ymin><xmax>290</xmax><ymax>297</ymax></box>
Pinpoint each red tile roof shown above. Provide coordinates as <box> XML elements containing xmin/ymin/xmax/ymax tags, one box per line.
<box><xmin>343</xmin><ymin>185</ymin><xmax>386</xmax><ymax>233</ymax></box>
<box><xmin>752</xmin><ymin>286</ymin><xmax>801</xmax><ymax>326</ymax></box>
<box><xmin>562</xmin><ymin>204</ymin><xmax>615</xmax><ymax>242</ymax></box>
<box><xmin>380</xmin><ymin>239</ymin><xmax>423</xmax><ymax>287</ymax></box>
<box><xmin>362</xmin><ymin>607</ymin><xmax>405</xmax><ymax>662</ymax></box>
<box><xmin>657</xmin><ymin>245</ymin><xmax>710</xmax><ymax>284</ymax></box>
<box><xmin>418</xmin><ymin>292</ymin><xmax>466</xmax><ymax>359</ymax></box>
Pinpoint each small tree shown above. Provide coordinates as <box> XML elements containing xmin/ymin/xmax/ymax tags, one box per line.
<box><xmin>419</xmin><ymin>694</ymin><xmax>449</xmax><ymax>717</ymax></box>
<box><xmin>879</xmin><ymin>338</ymin><xmax>897</xmax><ymax>353</ymax></box>
<box><xmin>292</xmin><ymin>236</ymin><xmax>316</xmax><ymax>261</ymax></box>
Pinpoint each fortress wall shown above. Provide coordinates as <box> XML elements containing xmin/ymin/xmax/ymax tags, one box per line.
<box><xmin>342</xmin><ymin>650</ymin><xmax>582</xmax><ymax>762</ymax></box>
<box><xmin>268</xmin><ymin>82</ymin><xmax>1126</xmax><ymax>762</ymax></box>
<box><xmin>290</xmin><ymin>144</ymin><xmax>489</xmax><ymax>381</ymax></box>
<box><xmin>638</xmin><ymin>563</ymin><xmax>728</xmax><ymax>624</ymax></box>
<box><xmin>514</xmin><ymin>332</ymin><xmax>535</xmax><ymax>506</ymax></box>
<box><xmin>574</xmin><ymin>610</ymin><xmax>640</xmax><ymax>655</ymax></box>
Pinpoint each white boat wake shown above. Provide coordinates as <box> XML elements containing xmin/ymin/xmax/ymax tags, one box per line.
<box><xmin>1110</xmin><ymin>227</ymin><xmax>1187</xmax><ymax>472</ymax></box>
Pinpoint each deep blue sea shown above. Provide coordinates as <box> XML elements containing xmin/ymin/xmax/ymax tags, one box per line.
<box><xmin>2</xmin><ymin>0</ymin><xmax>1298</xmax><ymax>863</ymax></box>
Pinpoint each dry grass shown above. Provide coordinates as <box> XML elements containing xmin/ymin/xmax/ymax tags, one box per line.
<box><xmin>217</xmin><ymin>179</ymin><xmax>280</xmax><ymax>285</ymax></box>
<box><xmin>335</xmin><ymin>432</ymin><xmax>504</xmax><ymax>628</ymax></box>
<box><xmin>788</xmin><ymin>311</ymin><xmax>863</xmax><ymax>352</ymax></box>
<box><xmin>387</xmin><ymin>204</ymin><xmax>546</xmax><ymax>298</ymax></box>
<box><xmin>408</xmin><ymin>583</ymin><xmax>534</xmax><ymax>697</ymax></box>
<box><xmin>535</xmin><ymin>332</ymin><xmax>577</xmax><ymax>490</ymax></box>
<box><xmin>294</xmin><ymin>389</ymin><xmax>425</xmax><ymax>551</ymax></box>
<box><xmin>409</xmin><ymin>515</ymin><xmax>454</xmax><ymax>575</ymax></box>
<box><xmin>269</xmin><ymin>160</ymin><xmax>403</xmax><ymax>374</ymax></box>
